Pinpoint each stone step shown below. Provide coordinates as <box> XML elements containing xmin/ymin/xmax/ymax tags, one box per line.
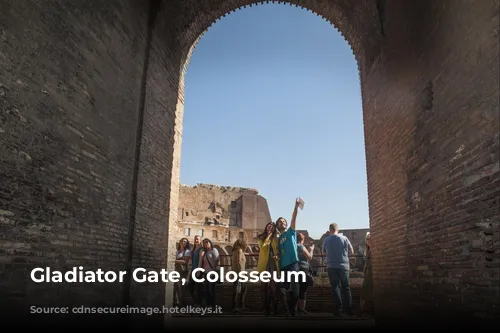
<box><xmin>173</xmin><ymin>311</ymin><xmax>374</xmax><ymax>319</ymax></box>
<box><xmin>173</xmin><ymin>283</ymin><xmax>373</xmax><ymax>313</ymax></box>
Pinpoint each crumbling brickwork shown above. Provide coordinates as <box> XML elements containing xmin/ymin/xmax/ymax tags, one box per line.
<box><xmin>0</xmin><ymin>0</ymin><xmax>498</xmax><ymax>329</ymax></box>
<box><xmin>178</xmin><ymin>183</ymin><xmax>259</xmax><ymax>225</ymax></box>
<box><xmin>173</xmin><ymin>183</ymin><xmax>272</xmax><ymax>246</ymax></box>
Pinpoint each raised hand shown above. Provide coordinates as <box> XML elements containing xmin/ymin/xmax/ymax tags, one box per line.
<box><xmin>295</xmin><ymin>198</ymin><xmax>301</xmax><ymax>208</ymax></box>
<box><xmin>290</xmin><ymin>198</ymin><xmax>300</xmax><ymax>231</ymax></box>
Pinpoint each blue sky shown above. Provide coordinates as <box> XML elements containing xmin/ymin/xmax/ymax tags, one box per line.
<box><xmin>180</xmin><ymin>3</ymin><xmax>369</xmax><ymax>239</ymax></box>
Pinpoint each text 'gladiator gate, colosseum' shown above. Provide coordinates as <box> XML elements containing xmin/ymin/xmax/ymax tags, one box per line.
<box><xmin>0</xmin><ymin>0</ymin><xmax>498</xmax><ymax>330</ymax></box>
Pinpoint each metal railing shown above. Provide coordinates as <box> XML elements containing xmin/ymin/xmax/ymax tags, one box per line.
<box><xmin>216</xmin><ymin>253</ymin><xmax>362</xmax><ymax>271</ymax></box>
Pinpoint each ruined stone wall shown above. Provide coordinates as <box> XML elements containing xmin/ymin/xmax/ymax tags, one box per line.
<box><xmin>240</xmin><ymin>193</ymin><xmax>272</xmax><ymax>231</ymax></box>
<box><xmin>178</xmin><ymin>183</ymin><xmax>258</xmax><ymax>224</ymax></box>
<box><xmin>174</xmin><ymin>184</ymin><xmax>268</xmax><ymax>248</ymax></box>
<box><xmin>172</xmin><ymin>221</ymin><xmax>260</xmax><ymax>246</ymax></box>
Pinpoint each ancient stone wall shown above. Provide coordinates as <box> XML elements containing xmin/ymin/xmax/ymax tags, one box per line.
<box><xmin>178</xmin><ymin>183</ymin><xmax>258</xmax><ymax>225</ymax></box>
<box><xmin>172</xmin><ymin>220</ymin><xmax>260</xmax><ymax>247</ymax></box>
<box><xmin>363</xmin><ymin>1</ymin><xmax>499</xmax><ymax>325</ymax></box>
<box><xmin>240</xmin><ymin>193</ymin><xmax>272</xmax><ymax>230</ymax></box>
<box><xmin>173</xmin><ymin>184</ymin><xmax>271</xmax><ymax>248</ymax></box>
<box><xmin>0</xmin><ymin>0</ymin><xmax>154</xmax><ymax>327</ymax></box>
<box><xmin>0</xmin><ymin>0</ymin><xmax>498</xmax><ymax>329</ymax></box>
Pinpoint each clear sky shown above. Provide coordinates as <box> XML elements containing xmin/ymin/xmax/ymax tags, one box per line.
<box><xmin>180</xmin><ymin>3</ymin><xmax>369</xmax><ymax>239</ymax></box>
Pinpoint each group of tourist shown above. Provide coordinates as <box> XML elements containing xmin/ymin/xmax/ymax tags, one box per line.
<box><xmin>173</xmin><ymin>235</ymin><xmax>221</xmax><ymax>308</ymax></box>
<box><xmin>173</xmin><ymin>198</ymin><xmax>373</xmax><ymax>318</ymax></box>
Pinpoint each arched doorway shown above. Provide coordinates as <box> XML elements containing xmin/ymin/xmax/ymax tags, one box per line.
<box><xmin>0</xmin><ymin>0</ymin><xmax>497</xmax><ymax>328</ymax></box>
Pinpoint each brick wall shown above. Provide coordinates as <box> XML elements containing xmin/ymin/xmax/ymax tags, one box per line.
<box><xmin>129</xmin><ymin>0</ymin><xmax>173</xmax><ymax>327</ymax></box>
<box><xmin>0</xmin><ymin>0</ymin><xmax>498</xmax><ymax>329</ymax></box>
<box><xmin>0</xmin><ymin>0</ymin><xmax>152</xmax><ymax>327</ymax></box>
<box><xmin>363</xmin><ymin>1</ymin><xmax>499</xmax><ymax>326</ymax></box>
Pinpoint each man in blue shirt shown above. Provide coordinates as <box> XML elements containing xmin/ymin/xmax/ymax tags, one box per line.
<box><xmin>276</xmin><ymin>198</ymin><xmax>301</xmax><ymax>316</ymax></box>
<box><xmin>322</xmin><ymin>223</ymin><xmax>354</xmax><ymax>316</ymax></box>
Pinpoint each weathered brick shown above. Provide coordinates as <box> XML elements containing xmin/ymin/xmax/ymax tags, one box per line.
<box><xmin>0</xmin><ymin>0</ymin><xmax>498</xmax><ymax>330</ymax></box>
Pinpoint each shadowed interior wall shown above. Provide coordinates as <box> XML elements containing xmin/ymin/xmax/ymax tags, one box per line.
<box><xmin>0</xmin><ymin>0</ymin><xmax>152</xmax><ymax>326</ymax></box>
<box><xmin>0</xmin><ymin>0</ymin><xmax>498</xmax><ymax>328</ymax></box>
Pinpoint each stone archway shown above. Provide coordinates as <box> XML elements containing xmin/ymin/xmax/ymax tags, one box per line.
<box><xmin>162</xmin><ymin>2</ymin><xmax>374</xmax><ymax>318</ymax></box>
<box><xmin>157</xmin><ymin>0</ymin><xmax>499</xmax><ymax>325</ymax></box>
<box><xmin>160</xmin><ymin>1</ymin><xmax>498</xmax><ymax>319</ymax></box>
<box><xmin>0</xmin><ymin>0</ymin><xmax>497</xmax><ymax>328</ymax></box>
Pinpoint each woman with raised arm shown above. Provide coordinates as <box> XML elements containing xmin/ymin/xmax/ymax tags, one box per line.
<box><xmin>256</xmin><ymin>222</ymin><xmax>281</xmax><ymax>316</ymax></box>
<box><xmin>174</xmin><ymin>237</ymin><xmax>191</xmax><ymax>307</ymax></box>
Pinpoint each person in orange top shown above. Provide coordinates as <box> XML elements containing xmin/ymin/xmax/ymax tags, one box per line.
<box><xmin>256</xmin><ymin>222</ymin><xmax>281</xmax><ymax>316</ymax></box>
